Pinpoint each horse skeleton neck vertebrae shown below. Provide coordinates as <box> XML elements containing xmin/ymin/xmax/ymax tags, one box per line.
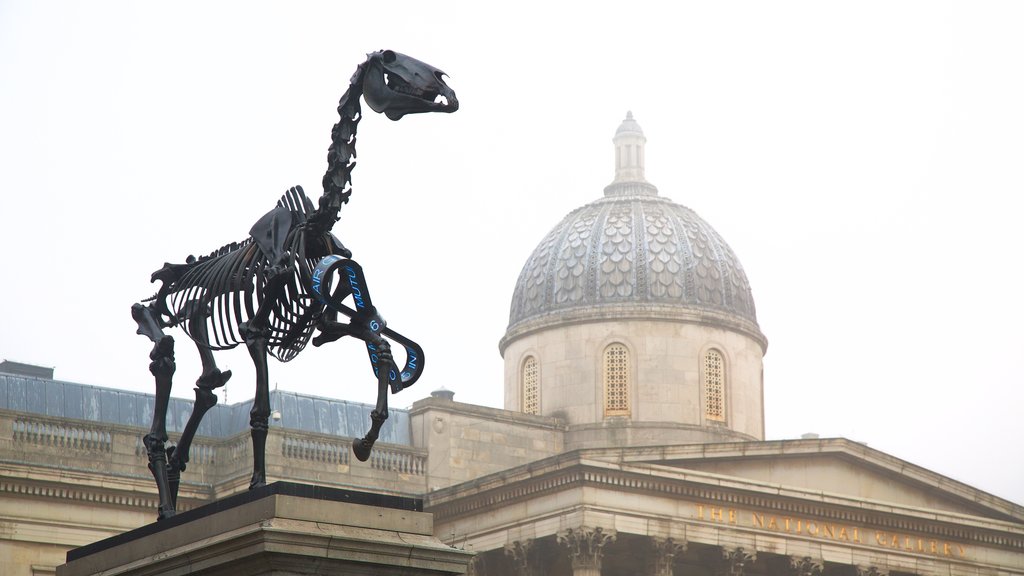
<box><xmin>131</xmin><ymin>50</ymin><xmax>457</xmax><ymax>520</ymax></box>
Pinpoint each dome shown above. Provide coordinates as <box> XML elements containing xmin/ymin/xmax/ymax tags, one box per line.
<box><xmin>503</xmin><ymin>114</ymin><xmax>764</xmax><ymax>349</ymax></box>
<box><xmin>615</xmin><ymin>110</ymin><xmax>644</xmax><ymax>136</ymax></box>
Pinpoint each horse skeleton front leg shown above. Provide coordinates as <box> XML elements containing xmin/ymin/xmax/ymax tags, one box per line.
<box><xmin>239</xmin><ymin>266</ymin><xmax>291</xmax><ymax>490</ymax></box>
<box><xmin>353</xmin><ymin>339</ymin><xmax>391</xmax><ymax>462</ymax></box>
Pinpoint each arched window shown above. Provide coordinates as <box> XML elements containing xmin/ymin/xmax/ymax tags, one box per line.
<box><xmin>603</xmin><ymin>343</ymin><xmax>630</xmax><ymax>417</ymax></box>
<box><xmin>522</xmin><ymin>356</ymin><xmax>539</xmax><ymax>415</ymax></box>
<box><xmin>704</xmin><ymin>349</ymin><xmax>726</xmax><ymax>422</ymax></box>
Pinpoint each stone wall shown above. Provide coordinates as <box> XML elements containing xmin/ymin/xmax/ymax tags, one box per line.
<box><xmin>502</xmin><ymin>318</ymin><xmax>765</xmax><ymax>441</ymax></box>
<box><xmin>409</xmin><ymin>397</ymin><xmax>566</xmax><ymax>491</ymax></box>
<box><xmin>0</xmin><ymin>408</ymin><xmax>428</xmax><ymax>576</ymax></box>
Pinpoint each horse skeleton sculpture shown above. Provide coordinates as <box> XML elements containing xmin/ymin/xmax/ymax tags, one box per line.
<box><xmin>131</xmin><ymin>50</ymin><xmax>458</xmax><ymax>520</ymax></box>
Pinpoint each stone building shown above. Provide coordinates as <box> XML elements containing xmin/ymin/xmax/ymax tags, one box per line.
<box><xmin>1</xmin><ymin>115</ymin><xmax>1022</xmax><ymax>576</ymax></box>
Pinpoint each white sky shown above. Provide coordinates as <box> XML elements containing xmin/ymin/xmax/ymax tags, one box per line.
<box><xmin>2</xmin><ymin>2</ymin><xmax>1022</xmax><ymax>505</ymax></box>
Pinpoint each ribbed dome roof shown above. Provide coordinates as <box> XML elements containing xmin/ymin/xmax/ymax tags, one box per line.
<box><xmin>504</xmin><ymin>114</ymin><xmax>763</xmax><ymax>345</ymax></box>
<box><xmin>615</xmin><ymin>110</ymin><xmax>644</xmax><ymax>136</ymax></box>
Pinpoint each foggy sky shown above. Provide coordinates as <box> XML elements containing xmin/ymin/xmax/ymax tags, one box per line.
<box><xmin>1</xmin><ymin>2</ymin><xmax>1022</xmax><ymax>504</ymax></box>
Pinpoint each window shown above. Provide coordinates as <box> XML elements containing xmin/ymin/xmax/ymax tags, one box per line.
<box><xmin>704</xmin><ymin>349</ymin><xmax>726</xmax><ymax>422</ymax></box>
<box><xmin>522</xmin><ymin>356</ymin><xmax>539</xmax><ymax>415</ymax></box>
<box><xmin>603</xmin><ymin>343</ymin><xmax>630</xmax><ymax>416</ymax></box>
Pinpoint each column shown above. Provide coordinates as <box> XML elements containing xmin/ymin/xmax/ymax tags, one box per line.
<box><xmin>505</xmin><ymin>539</ymin><xmax>539</xmax><ymax>576</ymax></box>
<box><xmin>719</xmin><ymin>547</ymin><xmax>756</xmax><ymax>576</ymax></box>
<box><xmin>557</xmin><ymin>526</ymin><xmax>617</xmax><ymax>576</ymax></box>
<box><xmin>790</xmin><ymin>556</ymin><xmax>823</xmax><ymax>576</ymax></box>
<box><xmin>651</xmin><ymin>537</ymin><xmax>686</xmax><ymax>576</ymax></box>
<box><xmin>855</xmin><ymin>566</ymin><xmax>889</xmax><ymax>576</ymax></box>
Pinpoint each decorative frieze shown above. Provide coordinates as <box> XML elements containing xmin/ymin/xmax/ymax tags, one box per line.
<box><xmin>0</xmin><ymin>478</ymin><xmax>161</xmax><ymax>511</ymax></box>
<box><xmin>697</xmin><ymin>503</ymin><xmax>973</xmax><ymax>559</ymax></box>
<box><xmin>428</xmin><ymin>462</ymin><xmax>1023</xmax><ymax>556</ymax></box>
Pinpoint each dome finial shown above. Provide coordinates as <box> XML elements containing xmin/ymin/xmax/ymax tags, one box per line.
<box><xmin>611</xmin><ymin>111</ymin><xmax>648</xmax><ymax>186</ymax></box>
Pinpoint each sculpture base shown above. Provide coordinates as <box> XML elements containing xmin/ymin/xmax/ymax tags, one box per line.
<box><xmin>57</xmin><ymin>482</ymin><xmax>473</xmax><ymax>576</ymax></box>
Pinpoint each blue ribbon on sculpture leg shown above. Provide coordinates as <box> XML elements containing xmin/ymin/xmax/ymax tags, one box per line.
<box><xmin>311</xmin><ymin>255</ymin><xmax>424</xmax><ymax>393</ymax></box>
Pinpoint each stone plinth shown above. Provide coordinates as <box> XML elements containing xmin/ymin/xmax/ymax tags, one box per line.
<box><xmin>58</xmin><ymin>482</ymin><xmax>473</xmax><ymax>576</ymax></box>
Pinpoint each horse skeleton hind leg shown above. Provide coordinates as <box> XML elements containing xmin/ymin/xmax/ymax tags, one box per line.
<box><xmin>131</xmin><ymin>303</ymin><xmax>177</xmax><ymax>520</ymax></box>
<box><xmin>165</xmin><ymin>302</ymin><xmax>232</xmax><ymax>510</ymax></box>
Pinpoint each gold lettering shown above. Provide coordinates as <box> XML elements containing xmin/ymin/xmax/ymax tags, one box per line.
<box><xmin>711</xmin><ymin>507</ymin><xmax>724</xmax><ymax>522</ymax></box>
<box><xmin>697</xmin><ymin>504</ymin><xmax>968</xmax><ymax>560</ymax></box>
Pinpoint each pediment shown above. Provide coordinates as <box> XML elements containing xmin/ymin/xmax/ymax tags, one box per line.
<box><xmin>600</xmin><ymin>438</ymin><xmax>1024</xmax><ymax>524</ymax></box>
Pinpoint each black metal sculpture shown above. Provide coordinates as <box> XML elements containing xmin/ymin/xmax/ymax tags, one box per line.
<box><xmin>131</xmin><ymin>50</ymin><xmax>457</xmax><ymax>520</ymax></box>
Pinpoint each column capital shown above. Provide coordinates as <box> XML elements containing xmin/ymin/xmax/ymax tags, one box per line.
<box><xmin>855</xmin><ymin>565</ymin><xmax>889</xmax><ymax>576</ymax></box>
<box><xmin>720</xmin><ymin>547</ymin><xmax>756</xmax><ymax>576</ymax></box>
<box><xmin>790</xmin><ymin>556</ymin><xmax>824</xmax><ymax>576</ymax></box>
<box><xmin>504</xmin><ymin>539</ymin><xmax>539</xmax><ymax>576</ymax></box>
<box><xmin>651</xmin><ymin>537</ymin><xmax>687</xmax><ymax>576</ymax></box>
<box><xmin>557</xmin><ymin>526</ymin><xmax>617</xmax><ymax>571</ymax></box>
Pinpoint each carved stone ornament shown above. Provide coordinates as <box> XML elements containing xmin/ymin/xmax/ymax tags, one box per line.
<box><xmin>790</xmin><ymin>556</ymin><xmax>824</xmax><ymax>576</ymax></box>
<box><xmin>855</xmin><ymin>565</ymin><xmax>889</xmax><ymax>576</ymax></box>
<box><xmin>720</xmin><ymin>547</ymin><xmax>756</xmax><ymax>576</ymax></box>
<box><xmin>651</xmin><ymin>537</ymin><xmax>687</xmax><ymax>576</ymax></box>
<box><xmin>557</xmin><ymin>526</ymin><xmax>618</xmax><ymax>570</ymax></box>
<box><xmin>504</xmin><ymin>539</ymin><xmax>539</xmax><ymax>576</ymax></box>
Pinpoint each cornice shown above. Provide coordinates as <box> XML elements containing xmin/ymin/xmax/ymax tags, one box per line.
<box><xmin>409</xmin><ymin>397</ymin><xmax>567</xmax><ymax>430</ymax></box>
<box><xmin>500</xmin><ymin>305</ymin><xmax>767</xmax><ymax>356</ymax></box>
<box><xmin>0</xmin><ymin>462</ymin><xmax>186</xmax><ymax>513</ymax></box>
<box><xmin>593</xmin><ymin>439</ymin><xmax>1024</xmax><ymax>522</ymax></box>
<box><xmin>425</xmin><ymin>456</ymin><xmax>1024</xmax><ymax>553</ymax></box>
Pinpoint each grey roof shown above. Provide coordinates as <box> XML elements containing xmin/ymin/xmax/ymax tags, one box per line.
<box><xmin>0</xmin><ymin>372</ymin><xmax>411</xmax><ymax>445</ymax></box>
<box><xmin>506</xmin><ymin>188</ymin><xmax>760</xmax><ymax>338</ymax></box>
<box><xmin>505</xmin><ymin>114</ymin><xmax>762</xmax><ymax>343</ymax></box>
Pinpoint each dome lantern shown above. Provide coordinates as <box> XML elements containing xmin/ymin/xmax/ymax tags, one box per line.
<box><xmin>612</xmin><ymin>111</ymin><xmax>648</xmax><ymax>186</ymax></box>
<box><xmin>607</xmin><ymin>112</ymin><xmax>659</xmax><ymax>198</ymax></box>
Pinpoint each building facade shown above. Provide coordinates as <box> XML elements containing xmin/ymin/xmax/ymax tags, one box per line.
<box><xmin>1</xmin><ymin>116</ymin><xmax>1022</xmax><ymax>576</ymax></box>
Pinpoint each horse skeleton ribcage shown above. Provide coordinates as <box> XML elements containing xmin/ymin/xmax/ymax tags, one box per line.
<box><xmin>163</xmin><ymin>234</ymin><xmax>323</xmax><ymax>363</ymax></box>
